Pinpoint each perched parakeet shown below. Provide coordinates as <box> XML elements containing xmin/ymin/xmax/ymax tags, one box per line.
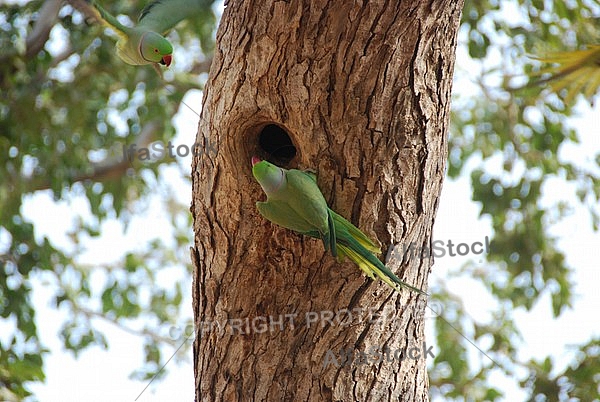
<box><xmin>251</xmin><ymin>157</ymin><xmax>426</xmax><ymax>295</ymax></box>
<box><xmin>528</xmin><ymin>45</ymin><xmax>600</xmax><ymax>103</ymax></box>
<box><xmin>85</xmin><ymin>0</ymin><xmax>209</xmax><ymax>67</ymax></box>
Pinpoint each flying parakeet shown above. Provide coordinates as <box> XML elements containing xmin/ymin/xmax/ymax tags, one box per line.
<box><xmin>84</xmin><ymin>0</ymin><xmax>209</xmax><ymax>67</ymax></box>
<box><xmin>527</xmin><ymin>45</ymin><xmax>600</xmax><ymax>103</ymax></box>
<box><xmin>251</xmin><ymin>157</ymin><xmax>426</xmax><ymax>295</ymax></box>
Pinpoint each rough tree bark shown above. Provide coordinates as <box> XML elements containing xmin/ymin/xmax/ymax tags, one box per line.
<box><xmin>191</xmin><ymin>1</ymin><xmax>462</xmax><ymax>400</ymax></box>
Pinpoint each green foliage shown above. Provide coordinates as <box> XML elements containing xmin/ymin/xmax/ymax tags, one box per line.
<box><xmin>521</xmin><ymin>338</ymin><xmax>600</xmax><ymax>401</ymax></box>
<box><xmin>0</xmin><ymin>0</ymin><xmax>215</xmax><ymax>399</ymax></box>
<box><xmin>433</xmin><ymin>0</ymin><xmax>600</xmax><ymax>399</ymax></box>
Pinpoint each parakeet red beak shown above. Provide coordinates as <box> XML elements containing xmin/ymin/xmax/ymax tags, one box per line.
<box><xmin>161</xmin><ymin>54</ymin><xmax>172</xmax><ymax>67</ymax></box>
<box><xmin>251</xmin><ymin>156</ymin><xmax>261</xmax><ymax>166</ymax></box>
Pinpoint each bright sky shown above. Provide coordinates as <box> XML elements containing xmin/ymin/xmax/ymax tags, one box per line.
<box><xmin>10</xmin><ymin>2</ymin><xmax>600</xmax><ymax>401</ymax></box>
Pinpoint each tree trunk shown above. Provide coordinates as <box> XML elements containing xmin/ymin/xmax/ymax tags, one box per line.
<box><xmin>191</xmin><ymin>1</ymin><xmax>462</xmax><ymax>400</ymax></box>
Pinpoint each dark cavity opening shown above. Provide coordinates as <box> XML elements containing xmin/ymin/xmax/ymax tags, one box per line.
<box><xmin>258</xmin><ymin>124</ymin><xmax>296</xmax><ymax>165</ymax></box>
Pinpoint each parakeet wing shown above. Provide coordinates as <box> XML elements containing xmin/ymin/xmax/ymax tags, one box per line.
<box><xmin>283</xmin><ymin>169</ymin><xmax>333</xmax><ymax>242</ymax></box>
<box><xmin>138</xmin><ymin>0</ymin><xmax>209</xmax><ymax>34</ymax></box>
<box><xmin>298</xmin><ymin>169</ymin><xmax>318</xmax><ymax>183</ymax></box>
<box><xmin>256</xmin><ymin>200</ymin><xmax>317</xmax><ymax>234</ymax></box>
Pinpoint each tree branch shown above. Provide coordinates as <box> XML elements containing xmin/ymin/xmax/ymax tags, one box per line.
<box><xmin>0</xmin><ymin>0</ymin><xmax>62</xmax><ymax>65</ymax></box>
<box><xmin>73</xmin><ymin>304</ymin><xmax>180</xmax><ymax>347</ymax></box>
<box><xmin>25</xmin><ymin>0</ymin><xmax>63</xmax><ymax>59</ymax></box>
<box><xmin>65</xmin><ymin>0</ymin><xmax>103</xmax><ymax>24</ymax></box>
<box><xmin>28</xmin><ymin>121</ymin><xmax>160</xmax><ymax>192</ymax></box>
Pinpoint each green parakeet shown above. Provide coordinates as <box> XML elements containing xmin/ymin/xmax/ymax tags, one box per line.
<box><xmin>528</xmin><ymin>45</ymin><xmax>600</xmax><ymax>103</ymax></box>
<box><xmin>85</xmin><ymin>0</ymin><xmax>209</xmax><ymax>67</ymax></box>
<box><xmin>251</xmin><ymin>157</ymin><xmax>426</xmax><ymax>295</ymax></box>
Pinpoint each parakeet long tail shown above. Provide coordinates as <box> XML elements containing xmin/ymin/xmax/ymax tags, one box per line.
<box><xmin>330</xmin><ymin>211</ymin><xmax>427</xmax><ymax>295</ymax></box>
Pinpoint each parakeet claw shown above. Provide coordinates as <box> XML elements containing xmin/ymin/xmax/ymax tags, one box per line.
<box><xmin>251</xmin><ymin>156</ymin><xmax>261</xmax><ymax>166</ymax></box>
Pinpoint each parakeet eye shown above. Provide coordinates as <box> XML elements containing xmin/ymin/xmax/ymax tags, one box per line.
<box><xmin>154</xmin><ymin>48</ymin><xmax>159</xmax><ymax>53</ymax></box>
